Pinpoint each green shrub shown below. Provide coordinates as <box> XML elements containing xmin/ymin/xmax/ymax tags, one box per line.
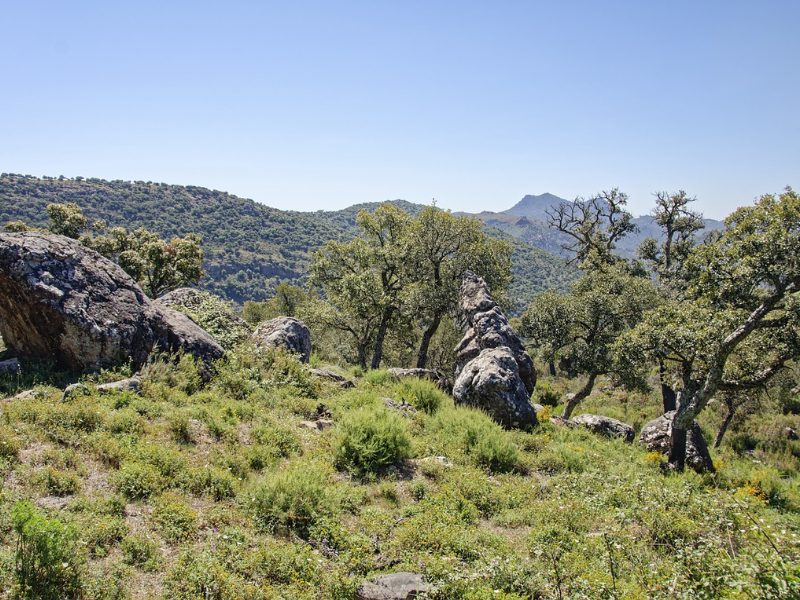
<box><xmin>394</xmin><ymin>379</ymin><xmax>446</xmax><ymax>414</ymax></box>
<box><xmin>0</xmin><ymin>425</ymin><xmax>21</xmax><ymax>462</ymax></box>
<box><xmin>12</xmin><ymin>501</ymin><xmax>83</xmax><ymax>599</ymax></box>
<box><xmin>140</xmin><ymin>353</ymin><xmax>202</xmax><ymax>396</ymax></box>
<box><xmin>121</xmin><ymin>534</ymin><xmax>161</xmax><ymax>571</ymax></box>
<box><xmin>183</xmin><ymin>466</ymin><xmax>237</xmax><ymax>500</ymax></box>
<box><xmin>434</xmin><ymin>407</ymin><xmax>519</xmax><ymax>473</ymax></box>
<box><xmin>363</xmin><ymin>369</ymin><xmax>391</xmax><ymax>386</ymax></box>
<box><xmin>252</xmin><ymin>421</ymin><xmax>301</xmax><ymax>457</ymax></box>
<box><xmin>168</xmin><ymin>411</ymin><xmax>195</xmax><ymax>444</ymax></box>
<box><xmin>113</xmin><ymin>461</ymin><xmax>164</xmax><ymax>499</ymax></box>
<box><xmin>80</xmin><ymin>515</ymin><xmax>128</xmax><ymax>558</ymax></box>
<box><xmin>151</xmin><ymin>492</ymin><xmax>198</xmax><ymax>543</ymax></box>
<box><xmin>535</xmin><ymin>381</ymin><xmax>561</xmax><ymax>407</ymax></box>
<box><xmin>250</xmin><ymin>461</ymin><xmax>336</xmax><ymax>537</ymax></box>
<box><xmin>333</xmin><ymin>406</ymin><xmax>412</xmax><ymax>476</ymax></box>
<box><xmin>40</xmin><ymin>467</ymin><xmax>81</xmax><ymax>496</ymax></box>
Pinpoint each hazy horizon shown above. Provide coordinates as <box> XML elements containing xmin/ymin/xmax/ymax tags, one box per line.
<box><xmin>3</xmin><ymin>2</ymin><xmax>798</xmax><ymax>220</ymax></box>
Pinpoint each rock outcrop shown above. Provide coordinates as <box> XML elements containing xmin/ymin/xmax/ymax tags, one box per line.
<box><xmin>356</xmin><ymin>572</ymin><xmax>430</xmax><ymax>600</ymax></box>
<box><xmin>154</xmin><ymin>288</ymin><xmax>251</xmax><ymax>349</ymax></box>
<box><xmin>309</xmin><ymin>367</ymin><xmax>355</xmax><ymax>389</ymax></box>
<box><xmin>251</xmin><ymin>317</ymin><xmax>311</xmax><ymax>362</ymax></box>
<box><xmin>640</xmin><ymin>411</ymin><xmax>715</xmax><ymax>473</ymax></box>
<box><xmin>571</xmin><ymin>413</ymin><xmax>635</xmax><ymax>443</ymax></box>
<box><xmin>452</xmin><ymin>272</ymin><xmax>537</xmax><ymax>429</ymax></box>
<box><xmin>387</xmin><ymin>367</ymin><xmax>452</xmax><ymax>392</ymax></box>
<box><xmin>0</xmin><ymin>232</ymin><xmax>224</xmax><ymax>373</ymax></box>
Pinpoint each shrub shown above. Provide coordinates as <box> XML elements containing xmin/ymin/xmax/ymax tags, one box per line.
<box><xmin>0</xmin><ymin>425</ymin><xmax>21</xmax><ymax>462</ymax></box>
<box><xmin>151</xmin><ymin>493</ymin><xmax>198</xmax><ymax>543</ymax></box>
<box><xmin>250</xmin><ymin>461</ymin><xmax>336</xmax><ymax>537</ymax></box>
<box><xmin>363</xmin><ymin>369</ymin><xmax>391</xmax><ymax>386</ymax></box>
<box><xmin>40</xmin><ymin>467</ymin><xmax>81</xmax><ymax>496</ymax></box>
<box><xmin>535</xmin><ymin>381</ymin><xmax>561</xmax><ymax>407</ymax></box>
<box><xmin>80</xmin><ymin>515</ymin><xmax>128</xmax><ymax>558</ymax></box>
<box><xmin>183</xmin><ymin>466</ymin><xmax>237</xmax><ymax>500</ymax></box>
<box><xmin>121</xmin><ymin>534</ymin><xmax>161</xmax><ymax>571</ymax></box>
<box><xmin>434</xmin><ymin>407</ymin><xmax>519</xmax><ymax>473</ymax></box>
<box><xmin>113</xmin><ymin>461</ymin><xmax>164</xmax><ymax>499</ymax></box>
<box><xmin>394</xmin><ymin>379</ymin><xmax>446</xmax><ymax>414</ymax></box>
<box><xmin>168</xmin><ymin>411</ymin><xmax>195</xmax><ymax>444</ymax></box>
<box><xmin>12</xmin><ymin>501</ymin><xmax>83</xmax><ymax>599</ymax></box>
<box><xmin>333</xmin><ymin>406</ymin><xmax>412</xmax><ymax>476</ymax></box>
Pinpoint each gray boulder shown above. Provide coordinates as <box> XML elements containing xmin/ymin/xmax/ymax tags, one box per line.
<box><xmin>251</xmin><ymin>317</ymin><xmax>311</xmax><ymax>363</ymax></box>
<box><xmin>452</xmin><ymin>272</ymin><xmax>537</xmax><ymax>429</ymax></box>
<box><xmin>387</xmin><ymin>367</ymin><xmax>451</xmax><ymax>392</ymax></box>
<box><xmin>0</xmin><ymin>358</ymin><xmax>20</xmax><ymax>375</ymax></box>
<box><xmin>455</xmin><ymin>272</ymin><xmax>536</xmax><ymax>394</ymax></box>
<box><xmin>0</xmin><ymin>232</ymin><xmax>223</xmax><ymax>373</ymax></box>
<box><xmin>309</xmin><ymin>367</ymin><xmax>355</xmax><ymax>389</ymax></box>
<box><xmin>640</xmin><ymin>411</ymin><xmax>715</xmax><ymax>473</ymax></box>
<box><xmin>571</xmin><ymin>413</ymin><xmax>635</xmax><ymax>443</ymax></box>
<box><xmin>453</xmin><ymin>347</ymin><xmax>537</xmax><ymax>429</ymax></box>
<box><xmin>356</xmin><ymin>572</ymin><xmax>430</xmax><ymax>600</ymax></box>
<box><xmin>97</xmin><ymin>376</ymin><xmax>141</xmax><ymax>395</ymax></box>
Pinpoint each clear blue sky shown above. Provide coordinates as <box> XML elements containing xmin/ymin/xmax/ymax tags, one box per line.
<box><xmin>1</xmin><ymin>1</ymin><xmax>798</xmax><ymax>219</ymax></box>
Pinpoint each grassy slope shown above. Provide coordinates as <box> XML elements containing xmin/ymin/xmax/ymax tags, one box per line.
<box><xmin>0</xmin><ymin>174</ymin><xmax>577</xmax><ymax>312</ymax></box>
<box><xmin>0</xmin><ymin>352</ymin><xmax>798</xmax><ymax>599</ymax></box>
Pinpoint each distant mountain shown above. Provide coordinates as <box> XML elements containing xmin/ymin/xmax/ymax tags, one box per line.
<box><xmin>0</xmin><ymin>175</ymin><xmax>576</xmax><ymax>313</ymax></box>
<box><xmin>466</xmin><ymin>193</ymin><xmax>724</xmax><ymax>260</ymax></box>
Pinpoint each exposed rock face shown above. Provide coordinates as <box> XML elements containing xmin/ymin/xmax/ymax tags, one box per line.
<box><xmin>387</xmin><ymin>367</ymin><xmax>452</xmax><ymax>392</ymax></box>
<box><xmin>453</xmin><ymin>347</ymin><xmax>537</xmax><ymax>429</ymax></box>
<box><xmin>97</xmin><ymin>376</ymin><xmax>141</xmax><ymax>395</ymax></box>
<box><xmin>571</xmin><ymin>413</ymin><xmax>635</xmax><ymax>443</ymax></box>
<box><xmin>356</xmin><ymin>572</ymin><xmax>430</xmax><ymax>600</ymax></box>
<box><xmin>251</xmin><ymin>317</ymin><xmax>312</xmax><ymax>363</ymax></box>
<box><xmin>452</xmin><ymin>272</ymin><xmax>537</xmax><ymax>429</ymax></box>
<box><xmin>455</xmin><ymin>272</ymin><xmax>536</xmax><ymax>394</ymax></box>
<box><xmin>640</xmin><ymin>411</ymin><xmax>714</xmax><ymax>473</ymax></box>
<box><xmin>0</xmin><ymin>232</ymin><xmax>224</xmax><ymax>373</ymax></box>
<box><xmin>154</xmin><ymin>288</ymin><xmax>251</xmax><ymax>349</ymax></box>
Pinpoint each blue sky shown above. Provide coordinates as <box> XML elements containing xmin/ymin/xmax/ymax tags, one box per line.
<box><xmin>1</xmin><ymin>1</ymin><xmax>797</xmax><ymax>219</ymax></box>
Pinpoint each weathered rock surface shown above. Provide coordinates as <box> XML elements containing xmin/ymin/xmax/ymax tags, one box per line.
<box><xmin>452</xmin><ymin>272</ymin><xmax>537</xmax><ymax>429</ymax></box>
<box><xmin>0</xmin><ymin>358</ymin><xmax>20</xmax><ymax>375</ymax></box>
<box><xmin>571</xmin><ymin>413</ymin><xmax>635</xmax><ymax>443</ymax></box>
<box><xmin>0</xmin><ymin>232</ymin><xmax>224</xmax><ymax>372</ymax></box>
<box><xmin>453</xmin><ymin>347</ymin><xmax>537</xmax><ymax>429</ymax></box>
<box><xmin>251</xmin><ymin>317</ymin><xmax>311</xmax><ymax>363</ymax></box>
<box><xmin>640</xmin><ymin>411</ymin><xmax>715</xmax><ymax>473</ymax></box>
<box><xmin>455</xmin><ymin>272</ymin><xmax>536</xmax><ymax>394</ymax></box>
<box><xmin>154</xmin><ymin>288</ymin><xmax>251</xmax><ymax>349</ymax></box>
<box><xmin>97</xmin><ymin>376</ymin><xmax>141</xmax><ymax>395</ymax></box>
<box><xmin>387</xmin><ymin>367</ymin><xmax>451</xmax><ymax>392</ymax></box>
<box><xmin>356</xmin><ymin>572</ymin><xmax>430</xmax><ymax>600</ymax></box>
<box><xmin>309</xmin><ymin>367</ymin><xmax>355</xmax><ymax>389</ymax></box>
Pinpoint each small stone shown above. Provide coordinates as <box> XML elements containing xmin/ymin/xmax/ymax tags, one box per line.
<box><xmin>97</xmin><ymin>376</ymin><xmax>141</xmax><ymax>395</ymax></box>
<box><xmin>571</xmin><ymin>413</ymin><xmax>635</xmax><ymax>443</ymax></box>
<box><xmin>61</xmin><ymin>383</ymin><xmax>90</xmax><ymax>402</ymax></box>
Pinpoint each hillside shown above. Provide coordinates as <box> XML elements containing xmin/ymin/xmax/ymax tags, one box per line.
<box><xmin>463</xmin><ymin>193</ymin><xmax>724</xmax><ymax>260</ymax></box>
<box><xmin>0</xmin><ymin>175</ymin><xmax>576</xmax><ymax>311</ymax></box>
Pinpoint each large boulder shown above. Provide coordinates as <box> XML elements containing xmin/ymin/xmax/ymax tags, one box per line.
<box><xmin>251</xmin><ymin>317</ymin><xmax>311</xmax><ymax>362</ymax></box>
<box><xmin>455</xmin><ymin>272</ymin><xmax>536</xmax><ymax>394</ymax></box>
<box><xmin>640</xmin><ymin>411</ymin><xmax>715</xmax><ymax>473</ymax></box>
<box><xmin>453</xmin><ymin>347</ymin><xmax>537</xmax><ymax>429</ymax></box>
<box><xmin>571</xmin><ymin>413</ymin><xmax>635</xmax><ymax>443</ymax></box>
<box><xmin>0</xmin><ymin>232</ymin><xmax>224</xmax><ymax>372</ymax></box>
<box><xmin>154</xmin><ymin>288</ymin><xmax>251</xmax><ymax>349</ymax></box>
<box><xmin>452</xmin><ymin>272</ymin><xmax>537</xmax><ymax>429</ymax></box>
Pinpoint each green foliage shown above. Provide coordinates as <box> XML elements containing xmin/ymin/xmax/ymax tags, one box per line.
<box><xmin>243</xmin><ymin>283</ymin><xmax>309</xmax><ymax>325</ymax></box>
<box><xmin>534</xmin><ymin>380</ymin><xmax>561</xmax><ymax>407</ymax></box>
<box><xmin>393</xmin><ymin>378</ymin><xmax>446</xmax><ymax>414</ymax></box>
<box><xmin>121</xmin><ymin>534</ymin><xmax>161</xmax><ymax>571</ymax></box>
<box><xmin>12</xmin><ymin>501</ymin><xmax>83</xmax><ymax>599</ymax></box>
<box><xmin>333</xmin><ymin>405</ymin><xmax>412</xmax><ymax>476</ymax></box>
<box><xmin>249</xmin><ymin>461</ymin><xmax>337</xmax><ymax>537</ymax></box>
<box><xmin>164</xmin><ymin>290</ymin><xmax>251</xmax><ymax>349</ymax></box>
<box><xmin>46</xmin><ymin>202</ymin><xmax>87</xmax><ymax>238</ymax></box>
<box><xmin>113</xmin><ymin>461</ymin><xmax>165</xmax><ymax>499</ymax></box>
<box><xmin>433</xmin><ymin>406</ymin><xmax>519</xmax><ymax>473</ymax></box>
<box><xmin>151</xmin><ymin>493</ymin><xmax>198</xmax><ymax>543</ymax></box>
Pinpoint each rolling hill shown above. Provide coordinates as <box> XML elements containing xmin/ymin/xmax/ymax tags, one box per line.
<box><xmin>0</xmin><ymin>174</ymin><xmax>576</xmax><ymax>312</ymax></box>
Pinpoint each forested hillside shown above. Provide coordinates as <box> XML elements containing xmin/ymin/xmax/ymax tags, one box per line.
<box><xmin>0</xmin><ymin>174</ymin><xmax>575</xmax><ymax>310</ymax></box>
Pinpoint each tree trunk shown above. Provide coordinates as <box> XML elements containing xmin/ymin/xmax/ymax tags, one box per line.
<box><xmin>562</xmin><ymin>372</ymin><xmax>597</xmax><ymax>420</ymax></box>
<box><xmin>668</xmin><ymin>425</ymin><xmax>688</xmax><ymax>471</ymax></box>
<box><xmin>548</xmin><ymin>360</ymin><xmax>557</xmax><ymax>377</ymax></box>
<box><xmin>659</xmin><ymin>359</ymin><xmax>677</xmax><ymax>413</ymax></box>
<box><xmin>714</xmin><ymin>402</ymin><xmax>736</xmax><ymax>448</ymax></box>
<box><xmin>416</xmin><ymin>313</ymin><xmax>442</xmax><ymax>369</ymax></box>
<box><xmin>356</xmin><ymin>340</ymin><xmax>368</xmax><ymax>370</ymax></box>
<box><xmin>370</xmin><ymin>307</ymin><xmax>394</xmax><ymax>369</ymax></box>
